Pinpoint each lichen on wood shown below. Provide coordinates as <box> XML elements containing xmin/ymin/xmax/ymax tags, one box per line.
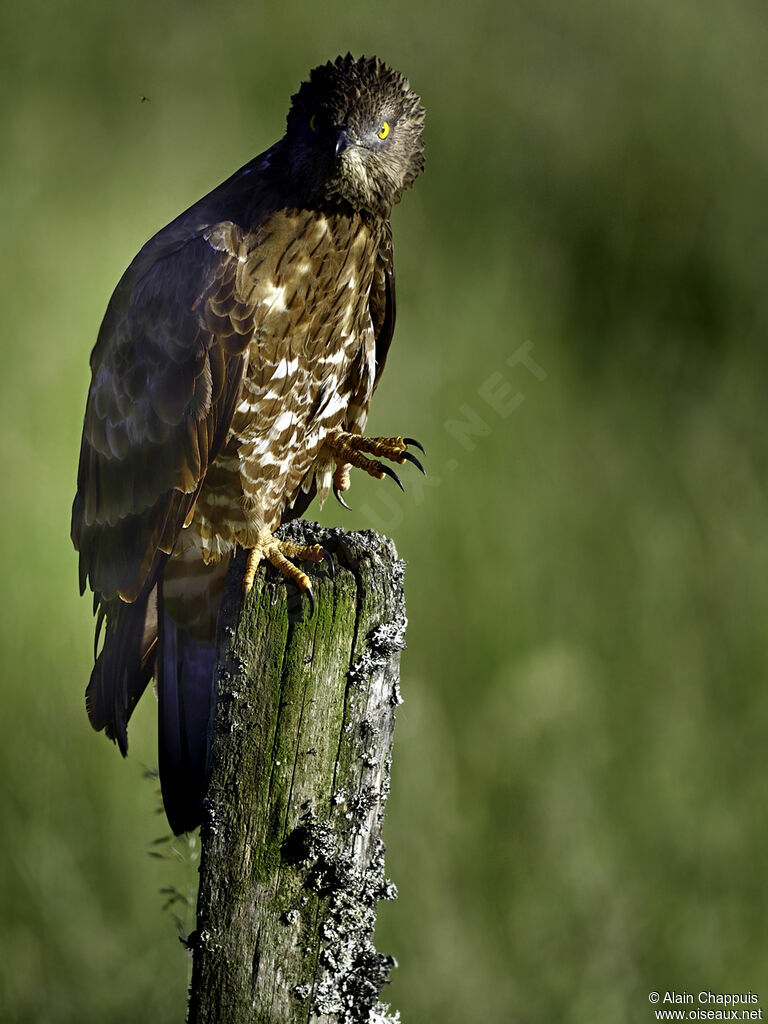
<box><xmin>187</xmin><ymin>522</ymin><xmax>406</xmax><ymax>1024</ymax></box>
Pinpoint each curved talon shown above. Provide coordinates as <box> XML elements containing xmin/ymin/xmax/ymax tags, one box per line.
<box><xmin>379</xmin><ymin>463</ymin><xmax>404</xmax><ymax>492</ymax></box>
<box><xmin>403</xmin><ymin>437</ymin><xmax>426</xmax><ymax>455</ymax></box>
<box><xmin>319</xmin><ymin>546</ymin><xmax>335</xmax><ymax>579</ymax></box>
<box><xmin>401</xmin><ymin>451</ymin><xmax>426</xmax><ymax>475</ymax></box>
<box><xmin>333</xmin><ymin>484</ymin><xmax>352</xmax><ymax>510</ymax></box>
<box><xmin>305</xmin><ymin>586</ymin><xmax>316</xmax><ymax>620</ymax></box>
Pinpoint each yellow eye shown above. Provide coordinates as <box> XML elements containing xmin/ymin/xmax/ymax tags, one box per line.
<box><xmin>377</xmin><ymin>121</ymin><xmax>390</xmax><ymax>140</ymax></box>
<box><xmin>309</xmin><ymin>114</ymin><xmax>317</xmax><ymax>132</ymax></box>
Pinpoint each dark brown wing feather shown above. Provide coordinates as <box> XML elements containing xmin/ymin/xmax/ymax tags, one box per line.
<box><xmin>369</xmin><ymin>222</ymin><xmax>396</xmax><ymax>392</ymax></box>
<box><xmin>72</xmin><ymin>153</ymin><xmax>279</xmax><ymax>754</ymax></box>
<box><xmin>72</xmin><ymin>219</ymin><xmax>254</xmax><ymax>604</ymax></box>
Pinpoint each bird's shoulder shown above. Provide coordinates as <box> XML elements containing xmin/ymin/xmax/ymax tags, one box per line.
<box><xmin>97</xmin><ymin>147</ymin><xmax>278</xmax><ymax>320</ymax></box>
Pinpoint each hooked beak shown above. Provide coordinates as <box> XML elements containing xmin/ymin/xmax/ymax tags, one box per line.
<box><xmin>334</xmin><ymin>125</ymin><xmax>351</xmax><ymax>160</ymax></box>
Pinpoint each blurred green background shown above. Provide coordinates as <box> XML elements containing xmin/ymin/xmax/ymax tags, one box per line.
<box><xmin>2</xmin><ymin>0</ymin><xmax>768</xmax><ymax>1020</ymax></box>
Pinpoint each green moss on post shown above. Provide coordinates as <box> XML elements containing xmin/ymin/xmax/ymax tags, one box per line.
<box><xmin>187</xmin><ymin>522</ymin><xmax>406</xmax><ymax>1024</ymax></box>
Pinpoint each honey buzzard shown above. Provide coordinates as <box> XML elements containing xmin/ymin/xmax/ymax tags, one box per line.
<box><xmin>71</xmin><ymin>55</ymin><xmax>425</xmax><ymax>833</ymax></box>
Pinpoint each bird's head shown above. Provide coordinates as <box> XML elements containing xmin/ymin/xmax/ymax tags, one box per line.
<box><xmin>285</xmin><ymin>54</ymin><xmax>425</xmax><ymax>217</ymax></box>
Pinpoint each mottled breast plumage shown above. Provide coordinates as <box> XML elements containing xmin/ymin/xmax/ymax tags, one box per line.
<box><xmin>184</xmin><ymin>208</ymin><xmax>381</xmax><ymax>565</ymax></box>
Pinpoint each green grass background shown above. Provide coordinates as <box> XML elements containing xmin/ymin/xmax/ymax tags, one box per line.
<box><xmin>2</xmin><ymin>0</ymin><xmax>768</xmax><ymax>1020</ymax></box>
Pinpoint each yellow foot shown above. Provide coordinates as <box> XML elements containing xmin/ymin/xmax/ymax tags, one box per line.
<box><xmin>242</xmin><ymin>528</ymin><xmax>334</xmax><ymax>617</ymax></box>
<box><xmin>325</xmin><ymin>430</ymin><xmax>425</xmax><ymax>505</ymax></box>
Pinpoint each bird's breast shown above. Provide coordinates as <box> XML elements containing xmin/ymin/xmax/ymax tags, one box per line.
<box><xmin>191</xmin><ymin>208</ymin><xmax>381</xmax><ymax>556</ymax></box>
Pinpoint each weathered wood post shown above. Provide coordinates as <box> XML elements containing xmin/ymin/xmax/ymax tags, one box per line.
<box><xmin>187</xmin><ymin>521</ymin><xmax>406</xmax><ymax>1024</ymax></box>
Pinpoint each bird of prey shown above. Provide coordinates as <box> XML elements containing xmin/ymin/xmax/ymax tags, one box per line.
<box><xmin>71</xmin><ymin>55</ymin><xmax>426</xmax><ymax>835</ymax></box>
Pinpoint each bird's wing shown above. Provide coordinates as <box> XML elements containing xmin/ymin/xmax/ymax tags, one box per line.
<box><xmin>71</xmin><ymin>219</ymin><xmax>253</xmax><ymax>603</ymax></box>
<box><xmin>368</xmin><ymin>222</ymin><xmax>396</xmax><ymax>392</ymax></box>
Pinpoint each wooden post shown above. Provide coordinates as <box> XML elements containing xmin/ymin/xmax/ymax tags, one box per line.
<box><xmin>187</xmin><ymin>521</ymin><xmax>406</xmax><ymax>1024</ymax></box>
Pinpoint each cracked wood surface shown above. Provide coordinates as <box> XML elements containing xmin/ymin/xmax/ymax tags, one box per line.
<box><xmin>187</xmin><ymin>522</ymin><xmax>406</xmax><ymax>1024</ymax></box>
